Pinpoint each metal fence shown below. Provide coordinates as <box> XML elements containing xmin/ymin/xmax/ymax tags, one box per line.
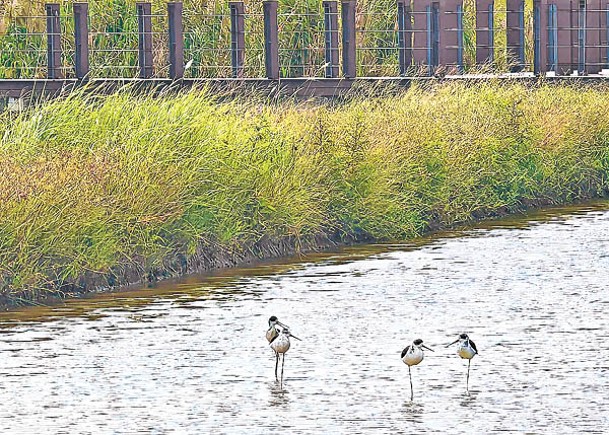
<box><xmin>1</xmin><ymin>1</ymin><xmax>609</xmax><ymax>81</ymax></box>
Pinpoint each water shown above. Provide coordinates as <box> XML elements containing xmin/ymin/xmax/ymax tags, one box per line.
<box><xmin>1</xmin><ymin>202</ymin><xmax>609</xmax><ymax>434</ymax></box>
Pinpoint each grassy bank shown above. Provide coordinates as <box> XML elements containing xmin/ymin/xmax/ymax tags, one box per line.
<box><xmin>1</xmin><ymin>81</ymin><xmax>609</xmax><ymax>304</ymax></box>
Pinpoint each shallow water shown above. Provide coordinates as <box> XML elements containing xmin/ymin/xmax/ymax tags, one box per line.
<box><xmin>1</xmin><ymin>202</ymin><xmax>609</xmax><ymax>434</ymax></box>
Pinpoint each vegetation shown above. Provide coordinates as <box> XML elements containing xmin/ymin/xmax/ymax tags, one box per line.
<box><xmin>1</xmin><ymin>81</ymin><xmax>609</xmax><ymax>302</ymax></box>
<box><xmin>0</xmin><ymin>0</ymin><xmax>536</xmax><ymax>79</ymax></box>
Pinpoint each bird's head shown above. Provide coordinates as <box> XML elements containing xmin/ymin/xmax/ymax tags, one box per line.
<box><xmin>413</xmin><ymin>338</ymin><xmax>434</xmax><ymax>352</ymax></box>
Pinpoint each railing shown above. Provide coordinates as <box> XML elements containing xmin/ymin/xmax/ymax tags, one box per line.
<box><xmin>1</xmin><ymin>1</ymin><xmax>609</xmax><ymax>82</ymax></box>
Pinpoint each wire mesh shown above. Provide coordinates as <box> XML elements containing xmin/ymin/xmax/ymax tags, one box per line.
<box><xmin>184</xmin><ymin>3</ymin><xmax>232</xmax><ymax>79</ymax></box>
<box><xmin>355</xmin><ymin>3</ymin><xmax>400</xmax><ymax>77</ymax></box>
<box><xmin>278</xmin><ymin>3</ymin><xmax>326</xmax><ymax>78</ymax></box>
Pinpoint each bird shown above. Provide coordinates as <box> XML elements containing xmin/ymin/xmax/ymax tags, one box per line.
<box><xmin>446</xmin><ymin>333</ymin><xmax>478</xmax><ymax>393</ymax></box>
<box><xmin>401</xmin><ymin>338</ymin><xmax>434</xmax><ymax>400</ymax></box>
<box><xmin>266</xmin><ymin>316</ymin><xmax>289</xmax><ymax>379</ymax></box>
<box><xmin>269</xmin><ymin>326</ymin><xmax>301</xmax><ymax>388</ymax></box>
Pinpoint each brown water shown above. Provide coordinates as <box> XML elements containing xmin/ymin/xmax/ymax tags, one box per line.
<box><xmin>1</xmin><ymin>202</ymin><xmax>609</xmax><ymax>434</ymax></box>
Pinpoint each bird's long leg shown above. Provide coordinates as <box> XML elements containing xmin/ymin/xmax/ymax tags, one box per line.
<box><xmin>466</xmin><ymin>359</ymin><xmax>471</xmax><ymax>394</ymax></box>
<box><xmin>274</xmin><ymin>351</ymin><xmax>279</xmax><ymax>380</ymax></box>
<box><xmin>409</xmin><ymin>365</ymin><xmax>413</xmax><ymax>401</ymax></box>
<box><xmin>281</xmin><ymin>353</ymin><xmax>286</xmax><ymax>389</ymax></box>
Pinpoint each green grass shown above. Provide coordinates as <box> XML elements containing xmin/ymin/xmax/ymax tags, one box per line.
<box><xmin>1</xmin><ymin>81</ymin><xmax>609</xmax><ymax>300</ymax></box>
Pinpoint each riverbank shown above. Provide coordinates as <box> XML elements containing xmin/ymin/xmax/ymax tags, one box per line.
<box><xmin>1</xmin><ymin>81</ymin><xmax>609</xmax><ymax>307</ymax></box>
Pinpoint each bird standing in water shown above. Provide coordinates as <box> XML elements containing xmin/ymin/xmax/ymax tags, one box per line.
<box><xmin>266</xmin><ymin>316</ymin><xmax>289</xmax><ymax>379</ymax></box>
<box><xmin>401</xmin><ymin>338</ymin><xmax>434</xmax><ymax>400</ymax></box>
<box><xmin>269</xmin><ymin>326</ymin><xmax>301</xmax><ymax>388</ymax></box>
<box><xmin>446</xmin><ymin>333</ymin><xmax>478</xmax><ymax>393</ymax></box>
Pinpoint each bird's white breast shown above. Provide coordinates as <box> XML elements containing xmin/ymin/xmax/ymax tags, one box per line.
<box><xmin>402</xmin><ymin>348</ymin><xmax>424</xmax><ymax>366</ymax></box>
<box><xmin>458</xmin><ymin>345</ymin><xmax>476</xmax><ymax>359</ymax></box>
<box><xmin>270</xmin><ymin>335</ymin><xmax>290</xmax><ymax>354</ymax></box>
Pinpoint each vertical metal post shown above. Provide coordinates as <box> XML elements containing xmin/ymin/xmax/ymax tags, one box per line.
<box><xmin>168</xmin><ymin>2</ymin><xmax>184</xmax><ymax>79</ymax></box>
<box><xmin>46</xmin><ymin>3</ymin><xmax>62</xmax><ymax>79</ymax></box>
<box><xmin>73</xmin><ymin>3</ymin><xmax>89</xmax><ymax>79</ymax></box>
<box><xmin>323</xmin><ymin>1</ymin><xmax>340</xmax><ymax>78</ymax></box>
<box><xmin>548</xmin><ymin>4</ymin><xmax>558</xmax><ymax>72</ymax></box>
<box><xmin>578</xmin><ymin>0</ymin><xmax>586</xmax><ymax>73</ymax></box>
<box><xmin>342</xmin><ymin>0</ymin><xmax>357</xmax><ymax>78</ymax></box>
<box><xmin>397</xmin><ymin>0</ymin><xmax>413</xmax><ymax>76</ymax></box>
<box><xmin>137</xmin><ymin>2</ymin><xmax>153</xmax><ymax>78</ymax></box>
<box><xmin>230</xmin><ymin>1</ymin><xmax>245</xmax><ymax>78</ymax></box>
<box><xmin>606</xmin><ymin>3</ymin><xmax>609</xmax><ymax>68</ymax></box>
<box><xmin>506</xmin><ymin>0</ymin><xmax>525</xmax><ymax>71</ymax></box>
<box><xmin>457</xmin><ymin>3</ymin><xmax>464</xmax><ymax>71</ymax></box>
<box><xmin>263</xmin><ymin>0</ymin><xmax>279</xmax><ymax>79</ymax></box>
<box><xmin>431</xmin><ymin>3</ymin><xmax>439</xmax><ymax>72</ymax></box>
<box><xmin>488</xmin><ymin>3</ymin><xmax>494</xmax><ymax>62</ymax></box>
<box><xmin>533</xmin><ymin>0</ymin><xmax>542</xmax><ymax>75</ymax></box>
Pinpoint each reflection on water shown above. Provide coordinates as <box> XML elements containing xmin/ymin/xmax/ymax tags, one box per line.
<box><xmin>1</xmin><ymin>200</ymin><xmax>609</xmax><ymax>433</ymax></box>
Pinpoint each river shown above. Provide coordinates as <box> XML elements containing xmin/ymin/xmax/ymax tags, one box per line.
<box><xmin>1</xmin><ymin>201</ymin><xmax>608</xmax><ymax>434</ymax></box>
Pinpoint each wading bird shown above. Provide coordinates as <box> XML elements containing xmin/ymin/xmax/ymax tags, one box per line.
<box><xmin>269</xmin><ymin>327</ymin><xmax>301</xmax><ymax>388</ymax></box>
<box><xmin>401</xmin><ymin>338</ymin><xmax>434</xmax><ymax>400</ymax></box>
<box><xmin>446</xmin><ymin>333</ymin><xmax>478</xmax><ymax>392</ymax></box>
<box><xmin>266</xmin><ymin>316</ymin><xmax>289</xmax><ymax>379</ymax></box>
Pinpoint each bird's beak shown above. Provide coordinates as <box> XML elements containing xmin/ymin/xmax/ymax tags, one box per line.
<box><xmin>422</xmin><ymin>345</ymin><xmax>434</xmax><ymax>352</ymax></box>
<box><xmin>290</xmin><ymin>334</ymin><xmax>302</xmax><ymax>341</ymax></box>
<box><xmin>277</xmin><ymin>321</ymin><xmax>289</xmax><ymax>329</ymax></box>
<box><xmin>446</xmin><ymin>339</ymin><xmax>459</xmax><ymax>348</ymax></box>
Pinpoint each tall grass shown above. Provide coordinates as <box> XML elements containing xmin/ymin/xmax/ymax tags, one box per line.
<box><xmin>1</xmin><ymin>81</ymin><xmax>609</xmax><ymax>300</ymax></box>
<box><xmin>0</xmin><ymin>0</ymin><xmax>537</xmax><ymax>79</ymax></box>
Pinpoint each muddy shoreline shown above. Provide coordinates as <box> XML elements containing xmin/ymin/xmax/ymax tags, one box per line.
<box><xmin>2</xmin><ymin>192</ymin><xmax>607</xmax><ymax>311</ymax></box>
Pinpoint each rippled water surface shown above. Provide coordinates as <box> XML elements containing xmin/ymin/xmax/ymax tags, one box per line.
<box><xmin>2</xmin><ymin>202</ymin><xmax>609</xmax><ymax>434</ymax></box>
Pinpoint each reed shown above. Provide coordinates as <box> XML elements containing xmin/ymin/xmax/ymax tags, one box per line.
<box><xmin>1</xmin><ymin>81</ymin><xmax>609</xmax><ymax>301</ymax></box>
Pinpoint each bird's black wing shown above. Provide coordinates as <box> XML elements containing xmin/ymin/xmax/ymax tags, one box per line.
<box><xmin>469</xmin><ymin>339</ymin><xmax>478</xmax><ymax>354</ymax></box>
<box><xmin>401</xmin><ymin>346</ymin><xmax>411</xmax><ymax>358</ymax></box>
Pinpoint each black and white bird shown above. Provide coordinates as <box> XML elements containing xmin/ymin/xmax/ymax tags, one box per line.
<box><xmin>446</xmin><ymin>333</ymin><xmax>478</xmax><ymax>392</ymax></box>
<box><xmin>266</xmin><ymin>316</ymin><xmax>289</xmax><ymax>380</ymax></box>
<box><xmin>269</xmin><ymin>326</ymin><xmax>301</xmax><ymax>388</ymax></box>
<box><xmin>401</xmin><ymin>338</ymin><xmax>434</xmax><ymax>400</ymax></box>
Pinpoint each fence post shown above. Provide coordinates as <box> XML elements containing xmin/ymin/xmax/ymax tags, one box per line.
<box><xmin>73</xmin><ymin>3</ymin><xmax>89</xmax><ymax>79</ymax></box>
<box><xmin>506</xmin><ymin>0</ymin><xmax>525</xmax><ymax>72</ymax></box>
<box><xmin>323</xmin><ymin>1</ymin><xmax>340</xmax><ymax>78</ymax></box>
<box><xmin>168</xmin><ymin>2</ymin><xmax>184</xmax><ymax>79</ymax></box>
<box><xmin>263</xmin><ymin>0</ymin><xmax>279</xmax><ymax>79</ymax></box>
<box><xmin>586</xmin><ymin>0</ymin><xmax>602</xmax><ymax>73</ymax></box>
<box><xmin>46</xmin><ymin>3</ymin><xmax>62</xmax><ymax>79</ymax></box>
<box><xmin>341</xmin><ymin>0</ymin><xmax>357</xmax><ymax>78</ymax></box>
<box><xmin>137</xmin><ymin>2</ymin><xmax>153</xmax><ymax>78</ymax></box>
<box><xmin>397</xmin><ymin>0</ymin><xmax>413</xmax><ymax>76</ymax></box>
<box><xmin>230</xmin><ymin>1</ymin><xmax>245</xmax><ymax>78</ymax></box>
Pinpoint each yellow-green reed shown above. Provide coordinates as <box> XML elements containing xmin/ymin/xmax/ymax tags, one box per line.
<box><xmin>1</xmin><ymin>81</ymin><xmax>609</xmax><ymax>298</ymax></box>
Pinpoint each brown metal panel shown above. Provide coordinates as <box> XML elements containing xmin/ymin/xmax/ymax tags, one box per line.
<box><xmin>263</xmin><ymin>1</ymin><xmax>279</xmax><ymax>79</ymax></box>
<box><xmin>555</xmin><ymin>1</ymin><xmax>573</xmax><ymax>74</ymax></box>
<box><xmin>73</xmin><ymin>3</ymin><xmax>89</xmax><ymax>79</ymax></box>
<box><xmin>439</xmin><ymin>0</ymin><xmax>462</xmax><ymax>72</ymax></box>
<box><xmin>506</xmin><ymin>0</ymin><xmax>525</xmax><ymax>71</ymax></box>
<box><xmin>412</xmin><ymin>0</ymin><xmax>431</xmax><ymax>66</ymax></box>
<box><xmin>168</xmin><ymin>2</ymin><xmax>184</xmax><ymax>80</ymax></box>
<box><xmin>586</xmin><ymin>0</ymin><xmax>602</xmax><ymax>73</ymax></box>
<box><xmin>341</xmin><ymin>1</ymin><xmax>357</xmax><ymax>78</ymax></box>
<box><xmin>46</xmin><ymin>4</ymin><xmax>62</xmax><ymax>79</ymax></box>
<box><xmin>230</xmin><ymin>2</ymin><xmax>246</xmax><ymax>78</ymax></box>
<box><xmin>476</xmin><ymin>0</ymin><xmax>494</xmax><ymax>64</ymax></box>
<box><xmin>323</xmin><ymin>1</ymin><xmax>340</xmax><ymax>78</ymax></box>
<box><xmin>137</xmin><ymin>3</ymin><xmax>154</xmax><ymax>78</ymax></box>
